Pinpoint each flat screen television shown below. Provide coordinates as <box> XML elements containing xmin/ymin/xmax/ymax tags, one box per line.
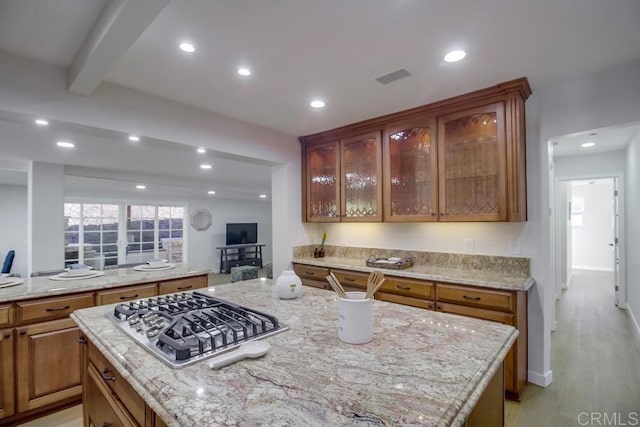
<box><xmin>226</xmin><ymin>223</ymin><xmax>258</xmax><ymax>245</ymax></box>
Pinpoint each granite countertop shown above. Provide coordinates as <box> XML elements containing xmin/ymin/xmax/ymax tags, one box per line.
<box><xmin>292</xmin><ymin>256</ymin><xmax>535</xmax><ymax>291</ymax></box>
<box><xmin>0</xmin><ymin>265</ymin><xmax>210</xmax><ymax>303</ymax></box>
<box><xmin>71</xmin><ymin>279</ymin><xmax>518</xmax><ymax>427</ymax></box>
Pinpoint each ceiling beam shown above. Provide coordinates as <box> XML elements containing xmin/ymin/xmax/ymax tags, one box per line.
<box><xmin>68</xmin><ymin>0</ymin><xmax>169</xmax><ymax>95</ymax></box>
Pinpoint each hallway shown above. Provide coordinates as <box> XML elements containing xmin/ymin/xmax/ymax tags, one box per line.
<box><xmin>506</xmin><ymin>270</ymin><xmax>640</xmax><ymax>426</ymax></box>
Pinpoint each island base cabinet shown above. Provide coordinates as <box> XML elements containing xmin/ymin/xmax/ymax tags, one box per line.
<box><xmin>85</xmin><ymin>364</ymin><xmax>137</xmax><ymax>427</ymax></box>
<box><xmin>15</xmin><ymin>318</ymin><xmax>83</xmax><ymax>413</ymax></box>
<box><xmin>467</xmin><ymin>362</ymin><xmax>504</xmax><ymax>427</ymax></box>
<box><xmin>0</xmin><ymin>329</ymin><xmax>15</xmax><ymax>420</ymax></box>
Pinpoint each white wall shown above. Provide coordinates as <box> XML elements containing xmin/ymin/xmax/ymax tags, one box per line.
<box><xmin>626</xmin><ymin>133</ymin><xmax>640</xmax><ymax>330</ymax></box>
<box><xmin>537</xmin><ymin>58</ymin><xmax>640</xmax><ymax>385</ymax></box>
<box><xmin>570</xmin><ymin>180</ymin><xmax>615</xmax><ymax>271</ymax></box>
<box><xmin>554</xmin><ymin>150</ymin><xmax>627</xmax><ymax>178</ymax></box>
<box><xmin>187</xmin><ymin>198</ymin><xmax>272</xmax><ymax>273</ymax></box>
<box><xmin>28</xmin><ymin>162</ymin><xmax>64</xmax><ymax>274</ymax></box>
<box><xmin>0</xmin><ymin>184</ymin><xmax>28</xmax><ymax>277</ymax></box>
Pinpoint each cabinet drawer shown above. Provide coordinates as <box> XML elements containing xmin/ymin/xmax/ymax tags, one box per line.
<box><xmin>0</xmin><ymin>305</ymin><xmax>13</xmax><ymax>327</ymax></box>
<box><xmin>89</xmin><ymin>342</ymin><xmax>145</xmax><ymax>426</ymax></box>
<box><xmin>96</xmin><ymin>283</ymin><xmax>157</xmax><ymax>306</ymax></box>
<box><xmin>16</xmin><ymin>293</ymin><xmax>94</xmax><ymax>324</ymax></box>
<box><xmin>376</xmin><ymin>292</ymin><xmax>435</xmax><ymax>310</ymax></box>
<box><xmin>437</xmin><ymin>283</ymin><xmax>514</xmax><ymax>313</ymax></box>
<box><xmin>380</xmin><ymin>277</ymin><xmax>434</xmax><ymax>300</ymax></box>
<box><xmin>330</xmin><ymin>269</ymin><xmax>368</xmax><ymax>289</ymax></box>
<box><xmin>293</xmin><ymin>264</ymin><xmax>329</xmax><ymax>281</ymax></box>
<box><xmin>436</xmin><ymin>302</ymin><xmax>515</xmax><ymax>325</ymax></box>
<box><xmin>158</xmin><ymin>275</ymin><xmax>207</xmax><ymax>295</ymax></box>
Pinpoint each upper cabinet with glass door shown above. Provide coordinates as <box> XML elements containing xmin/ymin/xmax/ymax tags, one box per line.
<box><xmin>383</xmin><ymin>120</ymin><xmax>438</xmax><ymax>222</ymax></box>
<box><xmin>341</xmin><ymin>131</ymin><xmax>382</xmax><ymax>222</ymax></box>
<box><xmin>304</xmin><ymin>140</ymin><xmax>341</xmax><ymax>222</ymax></box>
<box><xmin>299</xmin><ymin>77</ymin><xmax>531</xmax><ymax>223</ymax></box>
<box><xmin>437</xmin><ymin>103</ymin><xmax>507</xmax><ymax>221</ymax></box>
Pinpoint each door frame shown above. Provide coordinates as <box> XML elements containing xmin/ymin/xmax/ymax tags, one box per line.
<box><xmin>553</xmin><ymin>172</ymin><xmax>626</xmax><ymax>308</ymax></box>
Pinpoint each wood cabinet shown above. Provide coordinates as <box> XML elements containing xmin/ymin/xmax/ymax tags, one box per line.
<box><xmin>96</xmin><ymin>283</ymin><xmax>157</xmax><ymax>305</ymax></box>
<box><xmin>293</xmin><ymin>264</ymin><xmax>331</xmax><ymax>290</ymax></box>
<box><xmin>15</xmin><ymin>292</ymin><xmax>93</xmax><ymax>324</ymax></box>
<box><xmin>84</xmin><ymin>339</ymin><xmax>163</xmax><ymax>427</ymax></box>
<box><xmin>300</xmin><ymin>77</ymin><xmax>531</xmax><ymax>222</ymax></box>
<box><xmin>158</xmin><ymin>275</ymin><xmax>208</xmax><ymax>295</ymax></box>
<box><xmin>302</xmin><ymin>132</ymin><xmax>383</xmax><ymax>222</ymax></box>
<box><xmin>0</xmin><ymin>329</ymin><xmax>14</xmax><ymax>420</ymax></box>
<box><xmin>15</xmin><ymin>318</ymin><xmax>83</xmax><ymax>412</ymax></box>
<box><xmin>383</xmin><ymin>120</ymin><xmax>438</xmax><ymax>221</ymax></box>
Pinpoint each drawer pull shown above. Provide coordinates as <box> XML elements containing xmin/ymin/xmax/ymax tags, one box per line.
<box><xmin>463</xmin><ymin>295</ymin><xmax>481</xmax><ymax>301</ymax></box>
<box><xmin>78</xmin><ymin>336</ymin><xmax>87</xmax><ymax>344</ymax></box>
<box><xmin>344</xmin><ymin>277</ymin><xmax>356</xmax><ymax>282</ymax></box>
<box><xmin>119</xmin><ymin>294</ymin><xmax>139</xmax><ymax>300</ymax></box>
<box><xmin>19</xmin><ymin>330</ymin><xmax>26</xmax><ymax>336</ymax></box>
<box><xmin>305</xmin><ymin>271</ymin><xmax>315</xmax><ymax>275</ymax></box>
<box><xmin>3</xmin><ymin>333</ymin><xmax>10</xmax><ymax>339</ymax></box>
<box><xmin>396</xmin><ymin>285</ymin><xmax>411</xmax><ymax>291</ymax></box>
<box><xmin>177</xmin><ymin>285</ymin><xmax>193</xmax><ymax>290</ymax></box>
<box><xmin>101</xmin><ymin>368</ymin><xmax>116</xmax><ymax>382</ymax></box>
<box><xmin>46</xmin><ymin>305</ymin><xmax>71</xmax><ymax>312</ymax></box>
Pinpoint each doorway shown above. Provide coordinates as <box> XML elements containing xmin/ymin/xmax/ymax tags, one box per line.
<box><xmin>562</xmin><ymin>177</ymin><xmax>620</xmax><ymax>305</ymax></box>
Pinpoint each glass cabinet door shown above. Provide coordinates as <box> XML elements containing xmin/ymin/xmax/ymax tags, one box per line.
<box><xmin>437</xmin><ymin>103</ymin><xmax>507</xmax><ymax>221</ymax></box>
<box><xmin>340</xmin><ymin>131</ymin><xmax>382</xmax><ymax>221</ymax></box>
<box><xmin>383</xmin><ymin>120</ymin><xmax>438</xmax><ymax>221</ymax></box>
<box><xmin>305</xmin><ymin>141</ymin><xmax>340</xmax><ymax>222</ymax></box>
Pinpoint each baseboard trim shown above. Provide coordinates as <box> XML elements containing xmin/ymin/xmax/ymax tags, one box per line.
<box><xmin>528</xmin><ymin>370</ymin><xmax>553</xmax><ymax>387</ymax></box>
<box><xmin>628</xmin><ymin>306</ymin><xmax>640</xmax><ymax>340</ymax></box>
<box><xmin>571</xmin><ymin>265</ymin><xmax>614</xmax><ymax>272</ymax></box>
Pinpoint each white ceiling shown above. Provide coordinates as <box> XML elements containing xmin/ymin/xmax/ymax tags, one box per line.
<box><xmin>552</xmin><ymin>124</ymin><xmax>640</xmax><ymax>158</ymax></box>
<box><xmin>1</xmin><ymin>0</ymin><xmax>640</xmax><ymax>196</ymax></box>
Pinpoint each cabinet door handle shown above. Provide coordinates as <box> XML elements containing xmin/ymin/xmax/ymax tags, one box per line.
<box><xmin>77</xmin><ymin>336</ymin><xmax>87</xmax><ymax>344</ymax></box>
<box><xmin>396</xmin><ymin>285</ymin><xmax>411</xmax><ymax>291</ymax></box>
<box><xmin>101</xmin><ymin>368</ymin><xmax>116</xmax><ymax>382</ymax></box>
<box><xmin>46</xmin><ymin>305</ymin><xmax>70</xmax><ymax>312</ymax></box>
<box><xmin>463</xmin><ymin>295</ymin><xmax>481</xmax><ymax>301</ymax></box>
<box><xmin>103</xmin><ymin>422</ymin><xmax>111</xmax><ymax>427</ymax></box>
<box><xmin>119</xmin><ymin>294</ymin><xmax>138</xmax><ymax>300</ymax></box>
<box><xmin>177</xmin><ymin>285</ymin><xmax>192</xmax><ymax>290</ymax></box>
<box><xmin>3</xmin><ymin>333</ymin><xmax>10</xmax><ymax>339</ymax></box>
<box><xmin>440</xmin><ymin>212</ymin><xmax>445</xmax><ymax>216</ymax></box>
<box><xmin>19</xmin><ymin>330</ymin><xmax>26</xmax><ymax>336</ymax></box>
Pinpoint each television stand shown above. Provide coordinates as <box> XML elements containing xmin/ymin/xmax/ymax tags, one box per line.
<box><xmin>216</xmin><ymin>244</ymin><xmax>266</xmax><ymax>274</ymax></box>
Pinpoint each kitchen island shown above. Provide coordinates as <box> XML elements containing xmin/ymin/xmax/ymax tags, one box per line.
<box><xmin>71</xmin><ymin>278</ymin><xmax>517</xmax><ymax>426</ymax></box>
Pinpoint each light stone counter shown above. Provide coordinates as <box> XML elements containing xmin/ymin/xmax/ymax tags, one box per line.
<box><xmin>0</xmin><ymin>264</ymin><xmax>210</xmax><ymax>303</ymax></box>
<box><xmin>292</xmin><ymin>256</ymin><xmax>534</xmax><ymax>291</ymax></box>
<box><xmin>71</xmin><ymin>279</ymin><xmax>518</xmax><ymax>426</ymax></box>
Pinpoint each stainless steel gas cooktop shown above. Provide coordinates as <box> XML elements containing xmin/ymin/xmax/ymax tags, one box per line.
<box><xmin>109</xmin><ymin>291</ymin><xmax>288</xmax><ymax>368</ymax></box>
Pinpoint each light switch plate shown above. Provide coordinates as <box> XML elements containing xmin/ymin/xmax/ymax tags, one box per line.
<box><xmin>509</xmin><ymin>240</ymin><xmax>520</xmax><ymax>255</ymax></box>
<box><xmin>464</xmin><ymin>239</ymin><xmax>475</xmax><ymax>253</ymax></box>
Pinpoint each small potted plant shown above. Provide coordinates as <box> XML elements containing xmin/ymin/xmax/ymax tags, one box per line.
<box><xmin>319</xmin><ymin>232</ymin><xmax>327</xmax><ymax>258</ymax></box>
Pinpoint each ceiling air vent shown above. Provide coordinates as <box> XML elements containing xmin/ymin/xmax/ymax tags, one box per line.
<box><xmin>375</xmin><ymin>69</ymin><xmax>412</xmax><ymax>85</ymax></box>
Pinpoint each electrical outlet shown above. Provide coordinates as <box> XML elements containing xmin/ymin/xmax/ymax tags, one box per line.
<box><xmin>464</xmin><ymin>239</ymin><xmax>475</xmax><ymax>253</ymax></box>
<box><xmin>509</xmin><ymin>240</ymin><xmax>520</xmax><ymax>255</ymax></box>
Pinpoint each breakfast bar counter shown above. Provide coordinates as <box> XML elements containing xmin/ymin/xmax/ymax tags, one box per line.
<box><xmin>71</xmin><ymin>279</ymin><xmax>517</xmax><ymax>426</ymax></box>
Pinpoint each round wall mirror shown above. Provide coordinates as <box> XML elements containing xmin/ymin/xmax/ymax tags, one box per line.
<box><xmin>190</xmin><ymin>209</ymin><xmax>212</xmax><ymax>231</ymax></box>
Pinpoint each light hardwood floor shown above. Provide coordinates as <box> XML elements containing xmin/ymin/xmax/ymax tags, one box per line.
<box><xmin>506</xmin><ymin>270</ymin><xmax>640</xmax><ymax>426</ymax></box>
<box><xmin>17</xmin><ymin>270</ymin><xmax>640</xmax><ymax>426</ymax></box>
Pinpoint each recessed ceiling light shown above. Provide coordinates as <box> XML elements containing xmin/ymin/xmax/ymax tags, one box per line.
<box><xmin>56</xmin><ymin>141</ymin><xmax>74</xmax><ymax>148</ymax></box>
<box><xmin>136</xmin><ymin>185</ymin><xmax>146</xmax><ymax>190</ymax></box>
<box><xmin>35</xmin><ymin>119</ymin><xmax>49</xmax><ymax>126</ymax></box>
<box><xmin>310</xmin><ymin>100</ymin><xmax>325</xmax><ymax>108</ymax></box>
<box><xmin>237</xmin><ymin>67</ymin><xmax>251</xmax><ymax>76</ymax></box>
<box><xmin>581</xmin><ymin>142</ymin><xmax>596</xmax><ymax>148</ymax></box>
<box><xmin>444</xmin><ymin>50</ymin><xmax>466</xmax><ymax>63</ymax></box>
<box><xmin>129</xmin><ymin>135</ymin><xmax>140</xmax><ymax>142</ymax></box>
<box><xmin>197</xmin><ymin>147</ymin><xmax>206</xmax><ymax>154</ymax></box>
<box><xmin>200</xmin><ymin>164</ymin><xmax>212</xmax><ymax>170</ymax></box>
<box><xmin>259</xmin><ymin>194</ymin><xmax>267</xmax><ymax>198</ymax></box>
<box><xmin>179</xmin><ymin>42</ymin><xmax>195</xmax><ymax>53</ymax></box>
<box><xmin>208</xmin><ymin>190</ymin><xmax>216</xmax><ymax>195</ymax></box>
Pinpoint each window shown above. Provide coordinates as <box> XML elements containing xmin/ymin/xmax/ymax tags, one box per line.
<box><xmin>64</xmin><ymin>202</ymin><xmax>185</xmax><ymax>269</ymax></box>
<box><xmin>64</xmin><ymin>203</ymin><xmax>119</xmax><ymax>269</ymax></box>
<box><xmin>126</xmin><ymin>205</ymin><xmax>184</xmax><ymax>264</ymax></box>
